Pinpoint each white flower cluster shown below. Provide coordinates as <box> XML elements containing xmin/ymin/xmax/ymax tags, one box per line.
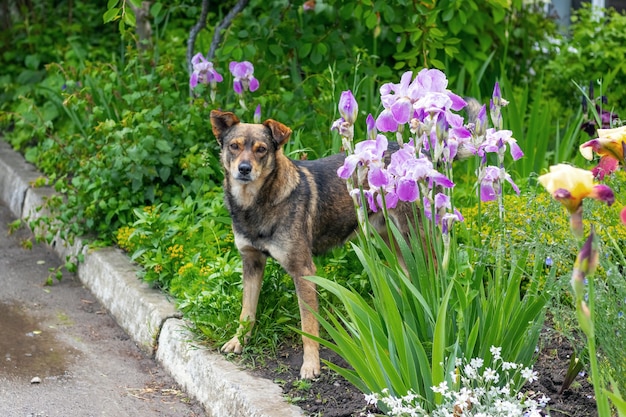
<box><xmin>362</xmin><ymin>346</ymin><xmax>550</xmax><ymax>417</ymax></box>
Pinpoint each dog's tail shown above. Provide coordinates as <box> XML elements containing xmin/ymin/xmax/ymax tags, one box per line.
<box><xmin>465</xmin><ymin>97</ymin><xmax>484</xmax><ymax>127</ymax></box>
<box><xmin>454</xmin><ymin>97</ymin><xmax>485</xmax><ymax>161</ymax></box>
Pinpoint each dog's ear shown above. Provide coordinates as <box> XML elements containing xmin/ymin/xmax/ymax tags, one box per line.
<box><xmin>210</xmin><ymin>110</ymin><xmax>240</xmax><ymax>144</ymax></box>
<box><xmin>263</xmin><ymin>119</ymin><xmax>292</xmax><ymax>148</ymax></box>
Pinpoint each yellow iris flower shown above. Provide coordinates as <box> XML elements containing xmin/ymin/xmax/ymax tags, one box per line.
<box><xmin>580</xmin><ymin>125</ymin><xmax>626</xmax><ymax>179</ymax></box>
<box><xmin>538</xmin><ymin>164</ymin><xmax>615</xmax><ymax>237</ymax></box>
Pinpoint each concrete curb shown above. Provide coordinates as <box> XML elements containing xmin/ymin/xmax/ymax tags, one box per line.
<box><xmin>157</xmin><ymin>320</ymin><xmax>302</xmax><ymax>417</ymax></box>
<box><xmin>0</xmin><ymin>140</ymin><xmax>304</xmax><ymax>417</ymax></box>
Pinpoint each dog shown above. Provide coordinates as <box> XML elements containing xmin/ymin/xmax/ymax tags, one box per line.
<box><xmin>210</xmin><ymin>110</ymin><xmax>413</xmax><ymax>379</ymax></box>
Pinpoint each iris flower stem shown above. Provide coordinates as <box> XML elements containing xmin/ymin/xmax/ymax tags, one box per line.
<box><xmin>584</xmin><ymin>277</ymin><xmax>612</xmax><ymax>417</ymax></box>
<box><xmin>379</xmin><ymin>191</ymin><xmax>401</xmax><ymax>268</ymax></box>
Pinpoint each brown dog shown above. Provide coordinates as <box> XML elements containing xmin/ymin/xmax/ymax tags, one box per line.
<box><xmin>210</xmin><ymin>110</ymin><xmax>412</xmax><ymax>379</ymax></box>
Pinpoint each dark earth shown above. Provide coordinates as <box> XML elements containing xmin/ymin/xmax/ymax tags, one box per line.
<box><xmin>249</xmin><ymin>326</ymin><xmax>599</xmax><ymax>417</ymax></box>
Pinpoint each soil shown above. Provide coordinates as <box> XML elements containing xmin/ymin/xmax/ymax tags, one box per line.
<box><xmin>250</xmin><ymin>327</ymin><xmax>599</xmax><ymax>417</ymax></box>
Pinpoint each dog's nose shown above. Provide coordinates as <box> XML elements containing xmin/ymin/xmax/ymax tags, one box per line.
<box><xmin>238</xmin><ymin>162</ymin><xmax>252</xmax><ymax>176</ymax></box>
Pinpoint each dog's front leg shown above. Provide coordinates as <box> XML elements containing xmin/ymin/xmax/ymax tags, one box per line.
<box><xmin>221</xmin><ymin>246</ymin><xmax>267</xmax><ymax>354</ymax></box>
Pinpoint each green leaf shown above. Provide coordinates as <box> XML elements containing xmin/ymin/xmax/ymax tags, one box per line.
<box><xmin>310</xmin><ymin>50</ymin><xmax>322</xmax><ymax>65</ymax></box>
<box><xmin>150</xmin><ymin>2</ymin><xmax>163</xmax><ymax>18</ymax></box>
<box><xmin>429</xmin><ymin>27</ymin><xmax>446</xmax><ymax>39</ymax></box>
<box><xmin>431</xmin><ymin>281</ymin><xmax>454</xmax><ymax>400</ymax></box>
<box><xmin>606</xmin><ymin>387</ymin><xmax>626</xmax><ymax>417</ymax></box>
<box><xmin>103</xmin><ymin>7</ymin><xmax>120</xmax><ymax>23</ymax></box>
<box><xmin>442</xmin><ymin>7</ymin><xmax>454</xmax><ymax>22</ymax></box>
<box><xmin>65</xmin><ymin>261</ymin><xmax>77</xmax><ymax>273</ymax></box>
<box><xmin>158</xmin><ymin>166</ymin><xmax>171</xmax><ymax>181</ymax></box>
<box><xmin>155</xmin><ymin>139</ymin><xmax>171</xmax><ymax>152</ymax></box>
<box><xmin>298</xmin><ymin>43</ymin><xmax>312</xmax><ymax>59</ymax></box>
<box><xmin>365</xmin><ymin>11</ymin><xmax>378</xmax><ymax>29</ymax></box>
<box><xmin>268</xmin><ymin>44</ymin><xmax>283</xmax><ymax>58</ymax></box>
<box><xmin>124</xmin><ymin>7</ymin><xmax>136</xmax><ymax>27</ymax></box>
<box><xmin>159</xmin><ymin>155</ymin><xmax>173</xmax><ymax>166</ymax></box>
<box><xmin>24</xmin><ymin>54</ymin><xmax>41</xmax><ymax>70</ymax></box>
<box><xmin>314</xmin><ymin>42</ymin><xmax>327</xmax><ymax>57</ymax></box>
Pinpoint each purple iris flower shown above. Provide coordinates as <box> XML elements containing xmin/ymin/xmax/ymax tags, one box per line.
<box><xmin>478</xmin><ymin>165</ymin><xmax>520</xmax><ymax>202</ymax></box>
<box><xmin>378</xmin><ymin>186</ymin><xmax>399</xmax><ymax>210</ymax></box>
<box><xmin>338</xmin><ymin>91</ymin><xmax>358</xmax><ymax>125</ymax></box>
<box><xmin>376</xmin><ymin>69</ymin><xmax>467</xmax><ymax>133</ymax></box>
<box><xmin>229</xmin><ymin>61</ymin><xmax>259</xmax><ymax>95</ymax></box>
<box><xmin>386</xmin><ymin>142</ymin><xmax>454</xmax><ymax>203</ymax></box>
<box><xmin>332</xmin><ymin>91</ymin><xmax>359</xmax><ymax>142</ymax></box>
<box><xmin>423</xmin><ymin>192</ymin><xmax>451</xmax><ymax>223</ymax></box>
<box><xmin>331</xmin><ymin>117</ymin><xmax>353</xmax><ymax>141</ymax></box>
<box><xmin>254</xmin><ymin>104</ymin><xmax>262</xmax><ymax>123</ymax></box>
<box><xmin>376</xmin><ymin>108</ymin><xmax>399</xmax><ymax>132</ymax></box>
<box><xmin>443</xmin><ymin>111</ymin><xmax>474</xmax><ymax>161</ymax></box>
<box><xmin>190</xmin><ymin>53</ymin><xmax>223</xmax><ymax>88</ymax></box>
<box><xmin>441</xmin><ymin>210</ymin><xmax>464</xmax><ymax>234</ymax></box>
<box><xmin>337</xmin><ymin>134</ymin><xmax>388</xmax><ymax>182</ymax></box>
<box><xmin>477</xmin><ymin>128</ymin><xmax>524</xmax><ymax>162</ymax></box>
<box><xmin>366</xmin><ymin>114</ymin><xmax>377</xmax><ymax>140</ymax></box>
<box><xmin>472</xmin><ymin>104</ymin><xmax>487</xmax><ymax>137</ymax></box>
<box><xmin>414</xmin><ymin>92</ymin><xmax>453</xmax><ymax>116</ymax></box>
<box><xmin>492</xmin><ymin>82</ymin><xmax>502</xmax><ymax>105</ymax></box>
<box><xmin>376</xmin><ymin>71</ymin><xmax>419</xmax><ymax>131</ymax></box>
<box><xmin>414</xmin><ymin>69</ymin><xmax>467</xmax><ymax>111</ymax></box>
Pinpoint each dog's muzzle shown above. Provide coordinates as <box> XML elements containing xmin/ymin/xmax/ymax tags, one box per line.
<box><xmin>236</xmin><ymin>162</ymin><xmax>253</xmax><ymax>181</ymax></box>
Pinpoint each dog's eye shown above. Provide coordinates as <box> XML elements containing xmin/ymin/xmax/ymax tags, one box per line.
<box><xmin>256</xmin><ymin>146</ymin><xmax>267</xmax><ymax>154</ymax></box>
<box><xmin>229</xmin><ymin>143</ymin><xmax>239</xmax><ymax>152</ymax></box>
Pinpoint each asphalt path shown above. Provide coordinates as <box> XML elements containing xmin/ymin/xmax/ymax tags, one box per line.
<box><xmin>0</xmin><ymin>202</ymin><xmax>205</xmax><ymax>417</ymax></box>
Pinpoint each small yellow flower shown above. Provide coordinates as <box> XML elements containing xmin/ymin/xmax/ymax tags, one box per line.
<box><xmin>177</xmin><ymin>262</ymin><xmax>195</xmax><ymax>276</ymax></box>
<box><xmin>166</xmin><ymin>244</ymin><xmax>184</xmax><ymax>259</ymax></box>
<box><xmin>115</xmin><ymin>226</ymin><xmax>136</xmax><ymax>252</ymax></box>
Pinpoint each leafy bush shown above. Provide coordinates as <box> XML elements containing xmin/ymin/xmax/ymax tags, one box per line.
<box><xmin>542</xmin><ymin>4</ymin><xmax>626</xmax><ymax>110</ymax></box>
<box><xmin>13</xmin><ymin>54</ymin><xmax>220</xmax><ymax>243</ymax></box>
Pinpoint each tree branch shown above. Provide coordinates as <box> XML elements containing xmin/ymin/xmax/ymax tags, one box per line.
<box><xmin>186</xmin><ymin>0</ymin><xmax>249</xmax><ymax>98</ymax></box>
<box><xmin>208</xmin><ymin>0</ymin><xmax>249</xmax><ymax>60</ymax></box>
<box><xmin>186</xmin><ymin>0</ymin><xmax>210</xmax><ymax>75</ymax></box>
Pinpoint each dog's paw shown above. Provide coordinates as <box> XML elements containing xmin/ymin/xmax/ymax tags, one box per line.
<box><xmin>299</xmin><ymin>362</ymin><xmax>321</xmax><ymax>380</ymax></box>
<box><xmin>221</xmin><ymin>336</ymin><xmax>244</xmax><ymax>354</ymax></box>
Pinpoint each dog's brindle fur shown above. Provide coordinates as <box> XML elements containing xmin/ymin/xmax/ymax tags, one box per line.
<box><xmin>210</xmin><ymin>110</ymin><xmax>412</xmax><ymax>379</ymax></box>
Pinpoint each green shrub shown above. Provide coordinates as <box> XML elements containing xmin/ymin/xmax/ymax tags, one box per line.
<box><xmin>14</xmin><ymin>53</ymin><xmax>220</xmax><ymax>244</ymax></box>
<box><xmin>542</xmin><ymin>4</ymin><xmax>626</xmax><ymax>111</ymax></box>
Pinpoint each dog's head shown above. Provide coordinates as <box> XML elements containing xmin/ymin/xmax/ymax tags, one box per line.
<box><xmin>210</xmin><ymin>110</ymin><xmax>292</xmax><ymax>184</ymax></box>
